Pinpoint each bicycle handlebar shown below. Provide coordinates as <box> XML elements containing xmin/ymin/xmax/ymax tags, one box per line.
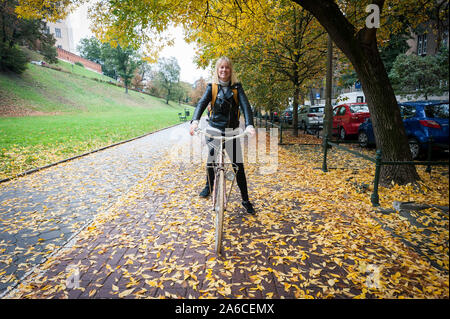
<box><xmin>195</xmin><ymin>128</ymin><xmax>249</xmax><ymax>141</ymax></box>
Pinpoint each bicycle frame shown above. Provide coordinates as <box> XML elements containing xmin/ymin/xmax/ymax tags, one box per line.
<box><xmin>195</xmin><ymin>127</ymin><xmax>248</xmax><ymax>254</ymax></box>
<box><xmin>197</xmin><ymin>128</ymin><xmax>247</xmax><ymax>210</ymax></box>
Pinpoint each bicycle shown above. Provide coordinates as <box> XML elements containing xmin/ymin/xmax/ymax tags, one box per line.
<box><xmin>195</xmin><ymin>127</ymin><xmax>249</xmax><ymax>255</ymax></box>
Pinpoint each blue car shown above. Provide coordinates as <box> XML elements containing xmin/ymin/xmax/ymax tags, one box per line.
<box><xmin>358</xmin><ymin>100</ymin><xmax>449</xmax><ymax>159</ymax></box>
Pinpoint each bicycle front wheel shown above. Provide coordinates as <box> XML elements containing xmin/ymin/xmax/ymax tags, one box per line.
<box><xmin>214</xmin><ymin>169</ymin><xmax>225</xmax><ymax>255</ymax></box>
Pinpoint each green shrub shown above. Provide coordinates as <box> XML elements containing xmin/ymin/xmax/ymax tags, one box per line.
<box><xmin>41</xmin><ymin>42</ymin><xmax>58</xmax><ymax>64</ymax></box>
<box><xmin>0</xmin><ymin>43</ymin><xmax>28</xmax><ymax>74</ymax></box>
<box><xmin>75</xmin><ymin>61</ymin><xmax>84</xmax><ymax>68</ymax></box>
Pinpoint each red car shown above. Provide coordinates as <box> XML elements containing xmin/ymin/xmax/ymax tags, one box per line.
<box><xmin>332</xmin><ymin>103</ymin><xmax>370</xmax><ymax>139</ymax></box>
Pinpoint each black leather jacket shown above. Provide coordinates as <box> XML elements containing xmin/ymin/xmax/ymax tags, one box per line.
<box><xmin>191</xmin><ymin>83</ymin><xmax>254</xmax><ymax>131</ymax></box>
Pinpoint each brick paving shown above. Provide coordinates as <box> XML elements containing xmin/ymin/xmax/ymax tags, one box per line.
<box><xmin>2</xmin><ymin>122</ymin><xmax>448</xmax><ymax>299</ymax></box>
<box><xmin>0</xmin><ymin>122</ymin><xmax>191</xmax><ymax>296</ymax></box>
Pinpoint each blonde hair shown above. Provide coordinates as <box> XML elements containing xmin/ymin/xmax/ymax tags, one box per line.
<box><xmin>212</xmin><ymin>56</ymin><xmax>239</xmax><ymax>85</ymax></box>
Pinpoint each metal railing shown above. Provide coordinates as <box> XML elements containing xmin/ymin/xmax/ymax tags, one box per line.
<box><xmin>254</xmin><ymin>112</ymin><xmax>448</xmax><ymax>207</ymax></box>
<box><xmin>255</xmin><ymin>113</ymin><xmax>322</xmax><ymax>146</ymax></box>
<box><xmin>322</xmin><ymin>135</ymin><xmax>449</xmax><ymax>207</ymax></box>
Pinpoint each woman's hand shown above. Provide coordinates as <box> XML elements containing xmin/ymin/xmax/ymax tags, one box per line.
<box><xmin>190</xmin><ymin>121</ymin><xmax>198</xmax><ymax>136</ymax></box>
<box><xmin>245</xmin><ymin>125</ymin><xmax>256</xmax><ymax>137</ymax></box>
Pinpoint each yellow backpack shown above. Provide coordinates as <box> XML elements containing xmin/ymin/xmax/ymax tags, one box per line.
<box><xmin>209</xmin><ymin>83</ymin><xmax>239</xmax><ymax>118</ymax></box>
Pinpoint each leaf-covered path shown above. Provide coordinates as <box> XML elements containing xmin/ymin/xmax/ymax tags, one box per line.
<box><xmin>0</xmin><ymin>123</ymin><xmax>190</xmax><ymax>296</ymax></box>
<box><xmin>2</xmin><ymin>123</ymin><xmax>448</xmax><ymax>299</ymax></box>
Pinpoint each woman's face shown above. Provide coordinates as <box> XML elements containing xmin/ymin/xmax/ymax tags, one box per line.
<box><xmin>217</xmin><ymin>62</ymin><xmax>231</xmax><ymax>82</ymax></box>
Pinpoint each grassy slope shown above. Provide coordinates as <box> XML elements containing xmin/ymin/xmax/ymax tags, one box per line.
<box><xmin>0</xmin><ymin>62</ymin><xmax>193</xmax><ymax>179</ymax></box>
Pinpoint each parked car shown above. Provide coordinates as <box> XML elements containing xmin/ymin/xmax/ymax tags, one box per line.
<box><xmin>358</xmin><ymin>100</ymin><xmax>449</xmax><ymax>159</ymax></box>
<box><xmin>270</xmin><ymin>110</ymin><xmax>280</xmax><ymax>122</ymax></box>
<box><xmin>281</xmin><ymin>105</ymin><xmax>301</xmax><ymax>124</ymax></box>
<box><xmin>298</xmin><ymin>105</ymin><xmax>325</xmax><ymax>130</ymax></box>
<box><xmin>30</xmin><ymin>60</ymin><xmax>47</xmax><ymax>66</ymax></box>
<box><xmin>260</xmin><ymin>110</ymin><xmax>279</xmax><ymax>122</ymax></box>
<box><xmin>335</xmin><ymin>91</ymin><xmax>365</xmax><ymax>104</ymax></box>
<box><xmin>332</xmin><ymin>103</ymin><xmax>370</xmax><ymax>139</ymax></box>
<box><xmin>282</xmin><ymin>106</ymin><xmax>293</xmax><ymax>124</ymax></box>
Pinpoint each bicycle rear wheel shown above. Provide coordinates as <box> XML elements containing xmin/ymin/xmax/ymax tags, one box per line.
<box><xmin>214</xmin><ymin>169</ymin><xmax>225</xmax><ymax>255</ymax></box>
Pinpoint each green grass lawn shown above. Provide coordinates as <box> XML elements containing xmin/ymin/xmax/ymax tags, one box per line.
<box><xmin>56</xmin><ymin>59</ymin><xmax>117</xmax><ymax>82</ymax></box>
<box><xmin>0</xmin><ymin>59</ymin><xmax>194</xmax><ymax>180</ymax></box>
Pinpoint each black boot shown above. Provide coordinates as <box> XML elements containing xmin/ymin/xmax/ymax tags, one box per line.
<box><xmin>200</xmin><ymin>165</ymin><xmax>215</xmax><ymax>198</ymax></box>
<box><xmin>199</xmin><ymin>185</ymin><xmax>210</xmax><ymax>197</ymax></box>
<box><xmin>242</xmin><ymin>200</ymin><xmax>256</xmax><ymax>215</ymax></box>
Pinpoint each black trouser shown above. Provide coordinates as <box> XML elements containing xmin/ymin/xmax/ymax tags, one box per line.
<box><xmin>205</xmin><ymin>129</ymin><xmax>249</xmax><ymax>202</ymax></box>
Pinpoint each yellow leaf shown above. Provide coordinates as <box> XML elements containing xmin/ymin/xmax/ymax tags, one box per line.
<box><xmin>125</xmin><ymin>259</ymin><xmax>133</xmax><ymax>265</ymax></box>
<box><xmin>119</xmin><ymin>288</ymin><xmax>135</xmax><ymax>298</ymax></box>
<box><xmin>145</xmin><ymin>280</ymin><xmax>157</xmax><ymax>287</ymax></box>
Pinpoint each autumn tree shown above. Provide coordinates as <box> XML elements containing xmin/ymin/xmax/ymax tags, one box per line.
<box><xmin>153</xmin><ymin>56</ymin><xmax>181</xmax><ymax>104</ymax></box>
<box><xmin>174</xmin><ymin>81</ymin><xmax>193</xmax><ymax>105</ymax></box>
<box><xmin>1</xmin><ymin>0</ymin><xmax>57</xmax><ymax>73</ymax></box>
<box><xmin>131</xmin><ymin>61</ymin><xmax>152</xmax><ymax>91</ymax></box>
<box><xmin>14</xmin><ymin>0</ymin><xmax>447</xmax><ymax>185</ymax></box>
<box><xmin>183</xmin><ymin>1</ymin><xmax>327</xmax><ymax>136</ymax></box>
<box><xmin>190</xmin><ymin>77</ymin><xmax>208</xmax><ymax>106</ymax></box>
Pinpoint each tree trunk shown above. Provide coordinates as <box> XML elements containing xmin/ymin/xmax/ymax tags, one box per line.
<box><xmin>353</xmin><ymin>34</ymin><xmax>420</xmax><ymax>185</ymax></box>
<box><xmin>293</xmin><ymin>0</ymin><xmax>420</xmax><ymax>186</ymax></box>
<box><xmin>292</xmin><ymin>84</ymin><xmax>300</xmax><ymax>137</ymax></box>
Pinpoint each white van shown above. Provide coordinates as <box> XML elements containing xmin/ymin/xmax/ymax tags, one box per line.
<box><xmin>334</xmin><ymin>92</ymin><xmax>365</xmax><ymax>105</ymax></box>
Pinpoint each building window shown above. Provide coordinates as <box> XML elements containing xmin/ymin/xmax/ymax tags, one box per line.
<box><xmin>422</xmin><ymin>34</ymin><xmax>427</xmax><ymax>55</ymax></box>
<box><xmin>55</xmin><ymin>28</ymin><xmax>62</xmax><ymax>38</ymax></box>
<box><xmin>417</xmin><ymin>34</ymin><xmax>427</xmax><ymax>55</ymax></box>
<box><xmin>57</xmin><ymin>45</ymin><xmax>62</xmax><ymax>49</ymax></box>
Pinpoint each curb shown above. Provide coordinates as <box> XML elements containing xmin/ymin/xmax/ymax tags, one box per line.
<box><xmin>0</xmin><ymin>121</ymin><xmax>187</xmax><ymax>184</ymax></box>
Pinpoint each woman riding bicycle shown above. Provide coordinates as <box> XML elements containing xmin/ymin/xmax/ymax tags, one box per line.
<box><xmin>189</xmin><ymin>56</ymin><xmax>256</xmax><ymax>215</ymax></box>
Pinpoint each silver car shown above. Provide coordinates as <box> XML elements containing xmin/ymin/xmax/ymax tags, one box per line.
<box><xmin>298</xmin><ymin>105</ymin><xmax>324</xmax><ymax>130</ymax></box>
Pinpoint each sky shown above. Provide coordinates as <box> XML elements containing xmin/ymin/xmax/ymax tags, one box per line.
<box><xmin>67</xmin><ymin>4</ymin><xmax>210</xmax><ymax>84</ymax></box>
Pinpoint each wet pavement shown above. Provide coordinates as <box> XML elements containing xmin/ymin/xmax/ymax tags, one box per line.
<box><xmin>0</xmin><ymin>122</ymin><xmax>191</xmax><ymax>296</ymax></box>
<box><xmin>1</xmin><ymin>122</ymin><xmax>448</xmax><ymax>299</ymax></box>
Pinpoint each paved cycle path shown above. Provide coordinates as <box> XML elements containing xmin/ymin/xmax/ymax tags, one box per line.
<box><xmin>0</xmin><ymin>122</ymin><xmax>192</xmax><ymax>296</ymax></box>
<box><xmin>4</xmin><ymin>126</ymin><xmax>448</xmax><ymax>299</ymax></box>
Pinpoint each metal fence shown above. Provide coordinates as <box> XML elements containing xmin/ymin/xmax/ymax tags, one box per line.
<box><xmin>322</xmin><ymin>135</ymin><xmax>448</xmax><ymax>207</ymax></box>
<box><xmin>255</xmin><ymin>112</ymin><xmax>448</xmax><ymax>207</ymax></box>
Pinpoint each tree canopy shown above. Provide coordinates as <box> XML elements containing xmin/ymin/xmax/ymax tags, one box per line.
<box><xmin>1</xmin><ymin>0</ymin><xmax>57</xmax><ymax>73</ymax></box>
<box><xmin>14</xmin><ymin>0</ymin><xmax>449</xmax><ymax>185</ymax></box>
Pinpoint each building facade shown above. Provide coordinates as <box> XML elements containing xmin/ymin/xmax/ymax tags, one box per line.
<box><xmin>406</xmin><ymin>15</ymin><xmax>449</xmax><ymax>56</ymax></box>
<box><xmin>46</xmin><ymin>19</ymin><xmax>75</xmax><ymax>53</ymax></box>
